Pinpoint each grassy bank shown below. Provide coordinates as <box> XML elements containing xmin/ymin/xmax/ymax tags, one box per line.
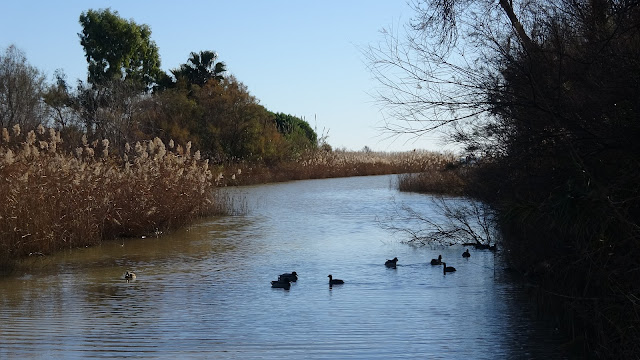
<box><xmin>0</xmin><ymin>125</ymin><xmax>222</xmax><ymax>270</ymax></box>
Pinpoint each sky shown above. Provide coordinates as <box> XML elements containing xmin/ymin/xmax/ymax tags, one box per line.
<box><xmin>0</xmin><ymin>1</ymin><xmax>453</xmax><ymax>152</ymax></box>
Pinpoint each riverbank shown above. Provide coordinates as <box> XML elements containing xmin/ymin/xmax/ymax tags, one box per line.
<box><xmin>215</xmin><ymin>149</ymin><xmax>455</xmax><ymax>186</ymax></box>
<box><xmin>398</xmin><ymin>160</ymin><xmax>640</xmax><ymax>358</ymax></box>
<box><xmin>0</xmin><ymin>128</ymin><xmax>222</xmax><ymax>270</ymax></box>
<box><xmin>0</xmin><ymin>126</ymin><xmax>454</xmax><ymax>270</ymax></box>
<box><xmin>0</xmin><ymin>174</ymin><xmax>569</xmax><ymax>358</ymax></box>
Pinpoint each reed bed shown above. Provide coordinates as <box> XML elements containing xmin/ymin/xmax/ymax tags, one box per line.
<box><xmin>0</xmin><ymin>125</ymin><xmax>222</xmax><ymax>268</ymax></box>
<box><xmin>397</xmin><ymin>167</ymin><xmax>468</xmax><ymax>195</ymax></box>
<box><xmin>216</xmin><ymin>149</ymin><xmax>456</xmax><ymax>186</ymax></box>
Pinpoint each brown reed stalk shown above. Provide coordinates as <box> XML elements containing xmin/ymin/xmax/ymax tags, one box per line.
<box><xmin>214</xmin><ymin>149</ymin><xmax>456</xmax><ymax>186</ymax></box>
<box><xmin>0</xmin><ymin>126</ymin><xmax>222</xmax><ymax>269</ymax></box>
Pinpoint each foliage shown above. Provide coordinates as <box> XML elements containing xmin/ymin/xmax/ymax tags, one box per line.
<box><xmin>169</xmin><ymin>50</ymin><xmax>226</xmax><ymax>89</ymax></box>
<box><xmin>193</xmin><ymin>76</ymin><xmax>287</xmax><ymax>163</ymax></box>
<box><xmin>0</xmin><ymin>45</ymin><xmax>48</xmax><ymax>130</ymax></box>
<box><xmin>135</xmin><ymin>87</ymin><xmax>202</xmax><ymax>148</ymax></box>
<box><xmin>368</xmin><ymin>0</ymin><xmax>640</xmax><ymax>356</ymax></box>
<box><xmin>79</xmin><ymin>8</ymin><xmax>162</xmax><ymax>91</ymax></box>
<box><xmin>272</xmin><ymin>112</ymin><xmax>317</xmax><ymax>157</ymax></box>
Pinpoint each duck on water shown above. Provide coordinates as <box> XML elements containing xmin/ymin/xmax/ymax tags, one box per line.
<box><xmin>271</xmin><ymin>278</ymin><xmax>291</xmax><ymax>290</ymax></box>
<box><xmin>442</xmin><ymin>262</ymin><xmax>456</xmax><ymax>274</ymax></box>
<box><xmin>328</xmin><ymin>275</ymin><xmax>344</xmax><ymax>286</ymax></box>
<box><xmin>279</xmin><ymin>272</ymin><xmax>298</xmax><ymax>282</ymax></box>
<box><xmin>124</xmin><ymin>271</ymin><xmax>136</xmax><ymax>281</ymax></box>
<box><xmin>385</xmin><ymin>257</ymin><xmax>399</xmax><ymax>268</ymax></box>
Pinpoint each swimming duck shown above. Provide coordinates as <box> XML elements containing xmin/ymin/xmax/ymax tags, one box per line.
<box><xmin>442</xmin><ymin>262</ymin><xmax>456</xmax><ymax>274</ymax></box>
<box><xmin>430</xmin><ymin>255</ymin><xmax>442</xmax><ymax>265</ymax></box>
<box><xmin>124</xmin><ymin>271</ymin><xmax>136</xmax><ymax>281</ymax></box>
<box><xmin>278</xmin><ymin>271</ymin><xmax>298</xmax><ymax>282</ymax></box>
<box><xmin>328</xmin><ymin>274</ymin><xmax>344</xmax><ymax>285</ymax></box>
<box><xmin>385</xmin><ymin>257</ymin><xmax>399</xmax><ymax>268</ymax></box>
<box><xmin>271</xmin><ymin>279</ymin><xmax>291</xmax><ymax>290</ymax></box>
<box><xmin>462</xmin><ymin>249</ymin><xmax>470</xmax><ymax>258</ymax></box>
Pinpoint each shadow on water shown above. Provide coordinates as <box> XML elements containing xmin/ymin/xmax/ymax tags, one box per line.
<box><xmin>0</xmin><ymin>175</ymin><xmax>574</xmax><ymax>359</ymax></box>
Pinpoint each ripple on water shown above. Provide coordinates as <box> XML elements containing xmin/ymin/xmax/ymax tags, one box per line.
<box><xmin>0</xmin><ymin>176</ymin><xmax>570</xmax><ymax>359</ymax></box>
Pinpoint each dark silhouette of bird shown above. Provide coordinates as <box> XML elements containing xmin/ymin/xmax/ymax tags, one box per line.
<box><xmin>278</xmin><ymin>271</ymin><xmax>298</xmax><ymax>282</ymax></box>
<box><xmin>271</xmin><ymin>279</ymin><xmax>291</xmax><ymax>290</ymax></box>
<box><xmin>442</xmin><ymin>262</ymin><xmax>456</xmax><ymax>274</ymax></box>
<box><xmin>328</xmin><ymin>274</ymin><xmax>344</xmax><ymax>285</ymax></box>
<box><xmin>430</xmin><ymin>255</ymin><xmax>442</xmax><ymax>265</ymax></box>
<box><xmin>124</xmin><ymin>271</ymin><xmax>136</xmax><ymax>281</ymax></box>
<box><xmin>385</xmin><ymin>257</ymin><xmax>399</xmax><ymax>268</ymax></box>
<box><xmin>462</xmin><ymin>249</ymin><xmax>470</xmax><ymax>258</ymax></box>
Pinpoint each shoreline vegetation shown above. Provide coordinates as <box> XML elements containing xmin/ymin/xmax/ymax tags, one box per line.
<box><xmin>0</xmin><ymin>124</ymin><xmax>455</xmax><ymax>270</ymax></box>
<box><xmin>364</xmin><ymin>0</ymin><xmax>640</xmax><ymax>355</ymax></box>
<box><xmin>0</xmin><ymin>125</ymin><xmax>220</xmax><ymax>268</ymax></box>
<box><xmin>3</xmin><ymin>3</ymin><xmax>637</xmax><ymax>356</ymax></box>
<box><xmin>399</xmin><ymin>159</ymin><xmax>640</xmax><ymax>358</ymax></box>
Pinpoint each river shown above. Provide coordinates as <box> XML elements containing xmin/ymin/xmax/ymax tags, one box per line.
<box><xmin>0</xmin><ymin>175</ymin><xmax>570</xmax><ymax>359</ymax></box>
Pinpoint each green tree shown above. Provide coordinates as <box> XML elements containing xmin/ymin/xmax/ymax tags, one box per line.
<box><xmin>195</xmin><ymin>76</ymin><xmax>286</xmax><ymax>162</ymax></box>
<box><xmin>171</xmin><ymin>51</ymin><xmax>226</xmax><ymax>87</ymax></box>
<box><xmin>134</xmin><ymin>87</ymin><xmax>202</xmax><ymax>147</ymax></box>
<box><xmin>272</xmin><ymin>112</ymin><xmax>317</xmax><ymax>157</ymax></box>
<box><xmin>79</xmin><ymin>8</ymin><xmax>161</xmax><ymax>91</ymax></box>
<box><xmin>273</xmin><ymin>112</ymin><xmax>317</xmax><ymax>144</ymax></box>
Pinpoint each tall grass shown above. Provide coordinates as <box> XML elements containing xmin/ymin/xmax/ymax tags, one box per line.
<box><xmin>215</xmin><ymin>149</ymin><xmax>457</xmax><ymax>186</ymax></box>
<box><xmin>397</xmin><ymin>166</ymin><xmax>468</xmax><ymax>195</ymax></box>
<box><xmin>0</xmin><ymin>125</ymin><xmax>223</xmax><ymax>268</ymax></box>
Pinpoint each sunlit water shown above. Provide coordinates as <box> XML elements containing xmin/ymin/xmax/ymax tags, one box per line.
<box><xmin>0</xmin><ymin>175</ymin><xmax>570</xmax><ymax>359</ymax></box>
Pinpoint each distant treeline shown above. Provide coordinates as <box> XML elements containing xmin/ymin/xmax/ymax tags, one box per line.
<box><xmin>1</xmin><ymin>8</ymin><xmax>321</xmax><ymax>164</ymax></box>
<box><xmin>0</xmin><ymin>8</ymin><xmax>460</xmax><ymax>269</ymax></box>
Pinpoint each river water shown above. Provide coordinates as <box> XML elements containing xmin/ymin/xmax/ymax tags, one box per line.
<box><xmin>0</xmin><ymin>175</ymin><xmax>570</xmax><ymax>359</ymax></box>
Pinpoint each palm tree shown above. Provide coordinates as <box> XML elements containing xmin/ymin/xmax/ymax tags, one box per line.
<box><xmin>172</xmin><ymin>50</ymin><xmax>226</xmax><ymax>86</ymax></box>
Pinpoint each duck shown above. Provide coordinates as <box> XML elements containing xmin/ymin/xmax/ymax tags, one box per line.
<box><xmin>462</xmin><ymin>249</ymin><xmax>470</xmax><ymax>258</ymax></box>
<box><xmin>278</xmin><ymin>271</ymin><xmax>298</xmax><ymax>282</ymax></box>
<box><xmin>271</xmin><ymin>279</ymin><xmax>291</xmax><ymax>290</ymax></box>
<box><xmin>385</xmin><ymin>257</ymin><xmax>399</xmax><ymax>268</ymax></box>
<box><xmin>328</xmin><ymin>274</ymin><xmax>344</xmax><ymax>285</ymax></box>
<box><xmin>430</xmin><ymin>255</ymin><xmax>442</xmax><ymax>265</ymax></box>
<box><xmin>442</xmin><ymin>262</ymin><xmax>456</xmax><ymax>274</ymax></box>
<box><xmin>124</xmin><ymin>271</ymin><xmax>136</xmax><ymax>281</ymax></box>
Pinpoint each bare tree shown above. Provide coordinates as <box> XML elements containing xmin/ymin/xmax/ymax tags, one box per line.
<box><xmin>363</xmin><ymin>0</ymin><xmax>557</xmax><ymax>155</ymax></box>
<box><xmin>0</xmin><ymin>45</ymin><xmax>49</xmax><ymax>131</ymax></box>
<box><xmin>380</xmin><ymin>195</ymin><xmax>498</xmax><ymax>246</ymax></box>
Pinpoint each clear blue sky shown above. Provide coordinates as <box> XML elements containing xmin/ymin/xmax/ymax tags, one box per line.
<box><xmin>1</xmin><ymin>1</ymin><xmax>450</xmax><ymax>152</ymax></box>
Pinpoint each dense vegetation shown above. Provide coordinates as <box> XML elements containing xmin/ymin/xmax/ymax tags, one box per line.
<box><xmin>368</xmin><ymin>0</ymin><xmax>640</xmax><ymax>357</ymax></box>
<box><xmin>0</xmin><ymin>8</ymin><xmax>454</xmax><ymax>269</ymax></box>
<box><xmin>0</xmin><ymin>125</ymin><xmax>220</xmax><ymax>268</ymax></box>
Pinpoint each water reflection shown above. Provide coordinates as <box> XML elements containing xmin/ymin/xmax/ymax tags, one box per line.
<box><xmin>0</xmin><ymin>175</ymin><xmax>569</xmax><ymax>359</ymax></box>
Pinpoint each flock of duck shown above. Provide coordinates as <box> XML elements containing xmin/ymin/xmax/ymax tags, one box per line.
<box><xmin>123</xmin><ymin>249</ymin><xmax>475</xmax><ymax>286</ymax></box>
<box><xmin>269</xmin><ymin>249</ymin><xmax>473</xmax><ymax>290</ymax></box>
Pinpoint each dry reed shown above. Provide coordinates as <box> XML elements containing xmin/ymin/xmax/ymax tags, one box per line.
<box><xmin>0</xmin><ymin>125</ymin><xmax>222</xmax><ymax>268</ymax></box>
<box><xmin>215</xmin><ymin>149</ymin><xmax>456</xmax><ymax>186</ymax></box>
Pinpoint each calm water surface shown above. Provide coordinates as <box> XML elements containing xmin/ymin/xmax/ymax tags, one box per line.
<box><xmin>0</xmin><ymin>175</ymin><xmax>570</xmax><ymax>359</ymax></box>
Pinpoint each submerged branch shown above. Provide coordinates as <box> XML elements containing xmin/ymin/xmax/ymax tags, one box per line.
<box><xmin>379</xmin><ymin>195</ymin><xmax>498</xmax><ymax>247</ymax></box>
